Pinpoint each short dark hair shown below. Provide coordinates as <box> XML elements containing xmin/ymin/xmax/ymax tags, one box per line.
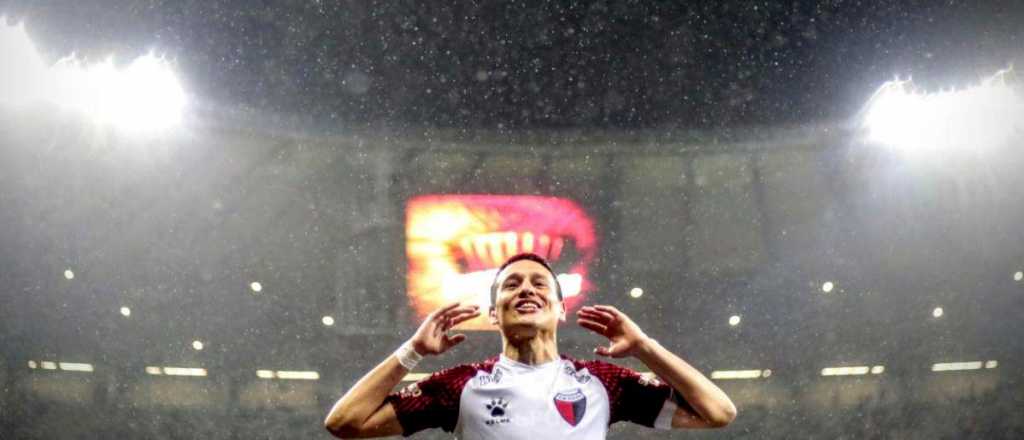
<box><xmin>489</xmin><ymin>252</ymin><xmax>563</xmax><ymax>307</ymax></box>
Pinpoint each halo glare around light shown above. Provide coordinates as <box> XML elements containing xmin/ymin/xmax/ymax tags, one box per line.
<box><xmin>862</xmin><ymin>69</ymin><xmax>1023</xmax><ymax>153</ymax></box>
<box><xmin>0</xmin><ymin>22</ymin><xmax>187</xmax><ymax>135</ymax></box>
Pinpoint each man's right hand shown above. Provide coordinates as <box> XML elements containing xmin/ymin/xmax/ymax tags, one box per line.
<box><xmin>409</xmin><ymin>302</ymin><xmax>480</xmax><ymax>356</ymax></box>
<box><xmin>326</xmin><ymin>302</ymin><xmax>479</xmax><ymax>438</ymax></box>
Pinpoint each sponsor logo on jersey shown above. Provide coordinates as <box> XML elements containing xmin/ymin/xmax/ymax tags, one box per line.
<box><xmin>485</xmin><ymin>398</ymin><xmax>511</xmax><ymax>426</ymax></box>
<box><xmin>553</xmin><ymin>389</ymin><xmax>587</xmax><ymax>427</ymax></box>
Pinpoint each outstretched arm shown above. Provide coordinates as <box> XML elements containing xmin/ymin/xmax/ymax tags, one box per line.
<box><xmin>324</xmin><ymin>302</ymin><xmax>480</xmax><ymax>438</ymax></box>
<box><xmin>577</xmin><ymin>305</ymin><xmax>737</xmax><ymax>429</ymax></box>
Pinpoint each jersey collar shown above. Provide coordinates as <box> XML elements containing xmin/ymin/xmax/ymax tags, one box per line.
<box><xmin>498</xmin><ymin>353</ymin><xmax>564</xmax><ymax>372</ymax></box>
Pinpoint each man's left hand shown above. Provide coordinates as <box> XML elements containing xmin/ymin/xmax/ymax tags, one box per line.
<box><xmin>576</xmin><ymin>305</ymin><xmax>651</xmax><ymax>358</ymax></box>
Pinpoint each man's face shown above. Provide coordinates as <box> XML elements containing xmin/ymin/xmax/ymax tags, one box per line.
<box><xmin>490</xmin><ymin>260</ymin><xmax>565</xmax><ymax>334</ymax></box>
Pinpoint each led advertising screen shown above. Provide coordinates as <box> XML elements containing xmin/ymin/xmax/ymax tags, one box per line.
<box><xmin>406</xmin><ymin>194</ymin><xmax>598</xmax><ymax>330</ymax></box>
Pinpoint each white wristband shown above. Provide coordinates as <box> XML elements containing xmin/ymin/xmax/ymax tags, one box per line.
<box><xmin>394</xmin><ymin>341</ymin><xmax>423</xmax><ymax>370</ymax></box>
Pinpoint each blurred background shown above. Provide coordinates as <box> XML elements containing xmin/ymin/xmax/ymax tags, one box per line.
<box><xmin>1</xmin><ymin>1</ymin><xmax>1023</xmax><ymax>439</ymax></box>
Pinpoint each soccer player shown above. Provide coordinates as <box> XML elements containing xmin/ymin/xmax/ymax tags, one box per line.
<box><xmin>325</xmin><ymin>253</ymin><xmax>736</xmax><ymax>439</ymax></box>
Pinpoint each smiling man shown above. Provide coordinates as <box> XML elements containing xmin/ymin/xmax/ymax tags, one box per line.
<box><xmin>325</xmin><ymin>253</ymin><xmax>736</xmax><ymax>439</ymax></box>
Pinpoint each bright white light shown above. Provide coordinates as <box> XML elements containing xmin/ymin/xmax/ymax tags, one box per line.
<box><xmin>862</xmin><ymin>69</ymin><xmax>1023</xmax><ymax>152</ymax></box>
<box><xmin>556</xmin><ymin>273</ymin><xmax>583</xmax><ymax>298</ymax></box>
<box><xmin>250</xmin><ymin>282</ymin><xmax>263</xmax><ymax>293</ymax></box>
<box><xmin>629</xmin><ymin>287</ymin><xmax>644</xmax><ymax>298</ymax></box>
<box><xmin>162</xmin><ymin>367</ymin><xmax>207</xmax><ymax>377</ymax></box>
<box><xmin>728</xmin><ymin>315</ymin><xmax>741</xmax><ymax>326</ymax></box>
<box><xmin>41</xmin><ymin>361</ymin><xmax>57</xmax><ymax>370</ymax></box>
<box><xmin>932</xmin><ymin>361</ymin><xmax>982</xmax><ymax>372</ymax></box>
<box><xmin>322</xmin><ymin>315</ymin><xmax>335</xmax><ymax>326</ymax></box>
<box><xmin>821</xmin><ymin>281</ymin><xmax>834</xmax><ymax>293</ymax></box>
<box><xmin>1014</xmin><ymin>271</ymin><xmax>1023</xmax><ymax>282</ymax></box>
<box><xmin>870</xmin><ymin>365</ymin><xmax>885</xmax><ymax>374</ymax></box>
<box><xmin>63</xmin><ymin>269</ymin><xmax>75</xmax><ymax>280</ymax></box>
<box><xmin>821</xmin><ymin>366</ymin><xmax>870</xmax><ymax>376</ymax></box>
<box><xmin>985</xmin><ymin>360</ymin><xmax>998</xmax><ymax>369</ymax></box>
<box><xmin>192</xmin><ymin>340</ymin><xmax>204</xmax><ymax>351</ymax></box>
<box><xmin>59</xmin><ymin>362</ymin><xmax>94</xmax><ymax>372</ymax></box>
<box><xmin>256</xmin><ymin>370</ymin><xmax>275</xmax><ymax>379</ymax></box>
<box><xmin>932</xmin><ymin>307</ymin><xmax>944</xmax><ymax>318</ymax></box>
<box><xmin>145</xmin><ymin>366</ymin><xmax>163</xmax><ymax>375</ymax></box>
<box><xmin>0</xmin><ymin>21</ymin><xmax>187</xmax><ymax>134</ymax></box>
<box><xmin>27</xmin><ymin>360</ymin><xmax>37</xmax><ymax>369</ymax></box>
<box><xmin>441</xmin><ymin>269</ymin><xmax>497</xmax><ymax>304</ymax></box>
<box><xmin>276</xmin><ymin>370</ymin><xmax>320</xmax><ymax>380</ymax></box>
<box><xmin>120</xmin><ymin>306</ymin><xmax>131</xmax><ymax>317</ymax></box>
<box><xmin>710</xmin><ymin>369</ymin><xmax>763</xmax><ymax>380</ymax></box>
<box><xmin>95</xmin><ymin>54</ymin><xmax>187</xmax><ymax>133</ymax></box>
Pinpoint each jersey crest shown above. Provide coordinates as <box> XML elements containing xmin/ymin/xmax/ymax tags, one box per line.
<box><xmin>553</xmin><ymin>389</ymin><xmax>587</xmax><ymax>427</ymax></box>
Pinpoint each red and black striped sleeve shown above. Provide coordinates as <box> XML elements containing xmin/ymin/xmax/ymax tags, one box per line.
<box><xmin>582</xmin><ymin>360</ymin><xmax>692</xmax><ymax>428</ymax></box>
<box><xmin>383</xmin><ymin>364</ymin><xmax>477</xmax><ymax>436</ymax></box>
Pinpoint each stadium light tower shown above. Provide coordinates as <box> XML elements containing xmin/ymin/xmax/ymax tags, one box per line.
<box><xmin>88</xmin><ymin>53</ymin><xmax>187</xmax><ymax>133</ymax></box>
<box><xmin>0</xmin><ymin>20</ymin><xmax>187</xmax><ymax>135</ymax></box>
<box><xmin>860</xmin><ymin>68</ymin><xmax>1022</xmax><ymax>154</ymax></box>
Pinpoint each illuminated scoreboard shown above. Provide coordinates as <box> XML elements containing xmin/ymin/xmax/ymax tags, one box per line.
<box><xmin>406</xmin><ymin>195</ymin><xmax>599</xmax><ymax>329</ymax></box>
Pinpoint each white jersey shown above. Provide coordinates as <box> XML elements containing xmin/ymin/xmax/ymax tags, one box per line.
<box><xmin>386</xmin><ymin>354</ymin><xmax>687</xmax><ymax>439</ymax></box>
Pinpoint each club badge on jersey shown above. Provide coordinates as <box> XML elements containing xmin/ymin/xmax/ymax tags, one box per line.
<box><xmin>553</xmin><ymin>389</ymin><xmax>587</xmax><ymax>427</ymax></box>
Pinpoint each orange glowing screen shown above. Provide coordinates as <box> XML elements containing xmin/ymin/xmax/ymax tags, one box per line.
<box><xmin>406</xmin><ymin>195</ymin><xmax>599</xmax><ymax>329</ymax></box>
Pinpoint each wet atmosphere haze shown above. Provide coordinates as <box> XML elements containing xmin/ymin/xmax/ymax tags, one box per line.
<box><xmin>1</xmin><ymin>1</ymin><xmax>1023</xmax><ymax>439</ymax></box>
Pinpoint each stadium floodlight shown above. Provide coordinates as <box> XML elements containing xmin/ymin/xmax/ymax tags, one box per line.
<box><xmin>821</xmin><ymin>366</ymin><xmax>870</xmax><ymax>376</ymax></box>
<box><xmin>821</xmin><ymin>281</ymin><xmax>834</xmax><ymax>293</ymax></box>
<box><xmin>861</xmin><ymin>68</ymin><xmax>1022</xmax><ymax>153</ymax></box>
<box><xmin>275</xmin><ymin>370</ymin><xmax>320</xmax><ymax>380</ymax></box>
<box><xmin>710</xmin><ymin>370</ymin><xmax>764</xmax><ymax>380</ymax></box>
<box><xmin>255</xmin><ymin>370</ymin><xmax>322</xmax><ymax>380</ymax></box>
<box><xmin>161</xmin><ymin>367</ymin><xmax>207</xmax><ymax>377</ymax></box>
<box><xmin>931</xmin><ymin>361</ymin><xmax>983</xmax><ymax>372</ymax></box>
<box><xmin>58</xmin><ymin>362</ymin><xmax>94</xmax><ymax>372</ymax></box>
<box><xmin>88</xmin><ymin>53</ymin><xmax>187</xmax><ymax>133</ymax></box>
<box><xmin>0</xmin><ymin>21</ymin><xmax>186</xmax><ymax>135</ymax></box>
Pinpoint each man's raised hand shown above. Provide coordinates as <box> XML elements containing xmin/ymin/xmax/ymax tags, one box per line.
<box><xmin>576</xmin><ymin>305</ymin><xmax>651</xmax><ymax>358</ymax></box>
<box><xmin>409</xmin><ymin>302</ymin><xmax>480</xmax><ymax>356</ymax></box>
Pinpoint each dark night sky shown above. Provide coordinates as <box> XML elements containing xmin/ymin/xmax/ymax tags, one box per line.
<box><xmin>3</xmin><ymin>0</ymin><xmax>1023</xmax><ymax>129</ymax></box>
